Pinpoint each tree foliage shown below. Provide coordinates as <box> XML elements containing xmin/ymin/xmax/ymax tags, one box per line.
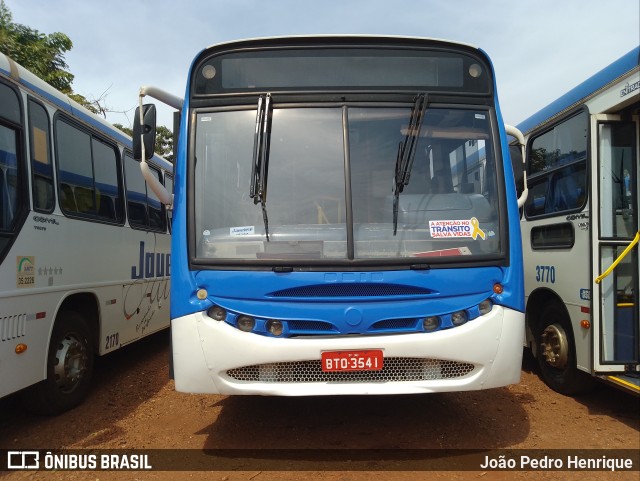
<box><xmin>114</xmin><ymin>123</ymin><xmax>173</xmax><ymax>162</ymax></box>
<box><xmin>0</xmin><ymin>0</ymin><xmax>74</xmax><ymax>93</ymax></box>
<box><xmin>0</xmin><ymin>0</ymin><xmax>173</xmax><ymax>160</ymax></box>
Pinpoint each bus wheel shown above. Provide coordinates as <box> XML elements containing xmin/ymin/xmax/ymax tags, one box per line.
<box><xmin>535</xmin><ymin>302</ymin><xmax>594</xmax><ymax>396</ymax></box>
<box><xmin>23</xmin><ymin>311</ymin><xmax>95</xmax><ymax>415</ymax></box>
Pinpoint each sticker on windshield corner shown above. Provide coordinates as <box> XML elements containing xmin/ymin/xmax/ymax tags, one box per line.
<box><xmin>230</xmin><ymin>226</ymin><xmax>255</xmax><ymax>236</ymax></box>
<box><xmin>429</xmin><ymin>218</ymin><xmax>486</xmax><ymax>240</ymax></box>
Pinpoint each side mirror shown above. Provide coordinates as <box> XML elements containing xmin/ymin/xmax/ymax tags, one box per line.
<box><xmin>505</xmin><ymin>125</ymin><xmax>528</xmax><ymax>209</ymax></box>
<box><xmin>133</xmin><ymin>104</ymin><xmax>157</xmax><ymax>160</ymax></box>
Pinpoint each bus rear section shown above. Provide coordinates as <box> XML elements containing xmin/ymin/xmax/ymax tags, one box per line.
<box><xmin>136</xmin><ymin>36</ymin><xmax>526</xmax><ymax>396</ymax></box>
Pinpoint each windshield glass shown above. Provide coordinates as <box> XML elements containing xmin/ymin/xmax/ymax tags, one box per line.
<box><xmin>194</xmin><ymin>105</ymin><xmax>501</xmax><ymax>263</ymax></box>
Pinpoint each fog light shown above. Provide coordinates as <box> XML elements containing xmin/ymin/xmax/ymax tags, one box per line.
<box><xmin>237</xmin><ymin>315</ymin><xmax>256</xmax><ymax>332</ymax></box>
<box><xmin>207</xmin><ymin>306</ymin><xmax>227</xmax><ymax>321</ymax></box>
<box><xmin>451</xmin><ymin>310</ymin><xmax>468</xmax><ymax>326</ymax></box>
<box><xmin>266</xmin><ymin>320</ymin><xmax>284</xmax><ymax>336</ymax></box>
<box><xmin>422</xmin><ymin>316</ymin><xmax>441</xmax><ymax>332</ymax></box>
<box><xmin>196</xmin><ymin>288</ymin><xmax>208</xmax><ymax>300</ymax></box>
<box><xmin>478</xmin><ymin>299</ymin><xmax>492</xmax><ymax>315</ymax></box>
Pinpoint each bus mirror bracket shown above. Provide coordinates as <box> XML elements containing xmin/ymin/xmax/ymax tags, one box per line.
<box><xmin>505</xmin><ymin>124</ymin><xmax>528</xmax><ymax>208</ymax></box>
<box><xmin>135</xmin><ymin>86</ymin><xmax>185</xmax><ymax>208</ymax></box>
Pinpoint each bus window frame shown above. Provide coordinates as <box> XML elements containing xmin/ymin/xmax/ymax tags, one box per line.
<box><xmin>523</xmin><ymin>107</ymin><xmax>590</xmax><ymax>221</ymax></box>
<box><xmin>123</xmin><ymin>149</ymin><xmax>169</xmax><ymax>234</ymax></box>
<box><xmin>0</xmin><ymin>79</ymin><xmax>29</xmax><ymax>265</ymax></box>
<box><xmin>53</xmin><ymin>112</ymin><xmax>125</xmax><ymax>226</ymax></box>
<box><xmin>28</xmin><ymin>96</ymin><xmax>55</xmax><ymax>214</ymax></box>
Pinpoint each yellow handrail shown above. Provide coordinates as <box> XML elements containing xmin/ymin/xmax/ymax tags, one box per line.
<box><xmin>595</xmin><ymin>231</ymin><xmax>640</xmax><ymax>284</ymax></box>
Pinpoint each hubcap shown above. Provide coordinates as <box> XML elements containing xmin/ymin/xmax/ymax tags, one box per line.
<box><xmin>540</xmin><ymin>323</ymin><xmax>569</xmax><ymax>369</ymax></box>
<box><xmin>53</xmin><ymin>333</ymin><xmax>88</xmax><ymax>393</ymax></box>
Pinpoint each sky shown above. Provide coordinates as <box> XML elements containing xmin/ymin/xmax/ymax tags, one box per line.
<box><xmin>5</xmin><ymin>0</ymin><xmax>639</xmax><ymax>129</ymax></box>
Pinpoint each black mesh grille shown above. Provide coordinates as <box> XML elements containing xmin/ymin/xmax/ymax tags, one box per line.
<box><xmin>370</xmin><ymin>318</ymin><xmax>417</xmax><ymax>330</ymax></box>
<box><xmin>288</xmin><ymin>320</ymin><xmax>336</xmax><ymax>332</ymax></box>
<box><xmin>269</xmin><ymin>284</ymin><xmax>431</xmax><ymax>298</ymax></box>
<box><xmin>227</xmin><ymin>358</ymin><xmax>475</xmax><ymax>383</ymax></box>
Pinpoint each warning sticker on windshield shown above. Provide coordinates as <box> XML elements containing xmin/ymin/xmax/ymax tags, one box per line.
<box><xmin>429</xmin><ymin>218</ymin><xmax>486</xmax><ymax>240</ymax></box>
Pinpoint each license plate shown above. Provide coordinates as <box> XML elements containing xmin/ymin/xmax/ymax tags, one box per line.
<box><xmin>321</xmin><ymin>350</ymin><xmax>383</xmax><ymax>372</ymax></box>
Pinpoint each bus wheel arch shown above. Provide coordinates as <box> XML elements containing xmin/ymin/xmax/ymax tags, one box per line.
<box><xmin>22</xmin><ymin>294</ymin><xmax>99</xmax><ymax>414</ymax></box>
<box><xmin>527</xmin><ymin>291</ymin><xmax>595</xmax><ymax>396</ymax></box>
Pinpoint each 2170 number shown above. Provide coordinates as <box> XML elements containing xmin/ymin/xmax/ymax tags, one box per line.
<box><xmin>105</xmin><ymin>332</ymin><xmax>119</xmax><ymax>350</ymax></box>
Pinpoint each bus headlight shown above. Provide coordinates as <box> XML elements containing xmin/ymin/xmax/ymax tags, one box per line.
<box><xmin>266</xmin><ymin>320</ymin><xmax>284</xmax><ymax>336</ymax></box>
<box><xmin>478</xmin><ymin>299</ymin><xmax>492</xmax><ymax>316</ymax></box>
<box><xmin>422</xmin><ymin>316</ymin><xmax>441</xmax><ymax>332</ymax></box>
<box><xmin>451</xmin><ymin>310</ymin><xmax>468</xmax><ymax>326</ymax></box>
<box><xmin>237</xmin><ymin>315</ymin><xmax>256</xmax><ymax>332</ymax></box>
<box><xmin>207</xmin><ymin>306</ymin><xmax>227</xmax><ymax>321</ymax></box>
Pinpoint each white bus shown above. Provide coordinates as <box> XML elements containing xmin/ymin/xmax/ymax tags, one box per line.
<box><xmin>518</xmin><ymin>46</ymin><xmax>639</xmax><ymax>395</ymax></box>
<box><xmin>0</xmin><ymin>53</ymin><xmax>173</xmax><ymax>414</ymax></box>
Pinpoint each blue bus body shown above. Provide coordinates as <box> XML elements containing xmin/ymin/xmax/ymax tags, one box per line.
<box><xmin>164</xmin><ymin>36</ymin><xmax>524</xmax><ymax>395</ymax></box>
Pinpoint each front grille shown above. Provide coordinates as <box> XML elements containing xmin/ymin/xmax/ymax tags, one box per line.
<box><xmin>288</xmin><ymin>320</ymin><xmax>336</xmax><ymax>333</ymax></box>
<box><xmin>226</xmin><ymin>358</ymin><xmax>475</xmax><ymax>383</ymax></box>
<box><xmin>370</xmin><ymin>318</ymin><xmax>417</xmax><ymax>330</ymax></box>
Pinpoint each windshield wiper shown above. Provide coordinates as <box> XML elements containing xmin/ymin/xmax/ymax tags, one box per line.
<box><xmin>250</xmin><ymin>94</ymin><xmax>272</xmax><ymax>241</ymax></box>
<box><xmin>393</xmin><ymin>93</ymin><xmax>427</xmax><ymax>235</ymax></box>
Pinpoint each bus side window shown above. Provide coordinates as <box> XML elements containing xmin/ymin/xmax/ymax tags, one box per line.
<box><xmin>124</xmin><ymin>152</ymin><xmax>166</xmax><ymax>232</ymax></box>
<box><xmin>0</xmin><ymin>82</ymin><xmax>23</xmax><ymax>237</ymax></box>
<box><xmin>28</xmin><ymin>100</ymin><xmax>54</xmax><ymax>212</ymax></box>
<box><xmin>55</xmin><ymin>118</ymin><xmax>123</xmax><ymax>222</ymax></box>
<box><xmin>0</xmin><ymin>125</ymin><xmax>18</xmax><ymax>230</ymax></box>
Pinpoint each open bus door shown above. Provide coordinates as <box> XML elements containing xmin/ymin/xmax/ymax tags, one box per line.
<box><xmin>592</xmin><ymin>115</ymin><xmax>640</xmax><ymax>394</ymax></box>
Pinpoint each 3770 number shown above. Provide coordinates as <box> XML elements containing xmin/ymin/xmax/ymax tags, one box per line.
<box><xmin>535</xmin><ymin>265</ymin><xmax>556</xmax><ymax>284</ymax></box>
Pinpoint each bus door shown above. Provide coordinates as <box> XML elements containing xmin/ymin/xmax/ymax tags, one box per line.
<box><xmin>592</xmin><ymin>116</ymin><xmax>639</xmax><ymax>388</ymax></box>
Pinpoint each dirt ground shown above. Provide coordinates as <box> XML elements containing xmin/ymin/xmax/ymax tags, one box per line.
<box><xmin>0</xmin><ymin>329</ymin><xmax>638</xmax><ymax>481</ymax></box>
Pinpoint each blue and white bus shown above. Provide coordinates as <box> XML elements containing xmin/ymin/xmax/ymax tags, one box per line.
<box><xmin>136</xmin><ymin>36</ymin><xmax>527</xmax><ymax>396</ymax></box>
<box><xmin>0</xmin><ymin>52</ymin><xmax>173</xmax><ymax>414</ymax></box>
<box><xmin>517</xmin><ymin>46</ymin><xmax>639</xmax><ymax>395</ymax></box>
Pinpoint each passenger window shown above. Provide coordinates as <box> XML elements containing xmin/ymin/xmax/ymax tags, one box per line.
<box><xmin>0</xmin><ymin>81</ymin><xmax>25</xmax><ymax>261</ymax></box>
<box><xmin>29</xmin><ymin>100</ymin><xmax>54</xmax><ymax>212</ymax></box>
<box><xmin>55</xmin><ymin>117</ymin><xmax>123</xmax><ymax>222</ymax></box>
<box><xmin>0</xmin><ymin>124</ymin><xmax>19</xmax><ymax>231</ymax></box>
<box><xmin>124</xmin><ymin>152</ymin><xmax>166</xmax><ymax>232</ymax></box>
<box><xmin>525</xmin><ymin>111</ymin><xmax>588</xmax><ymax>218</ymax></box>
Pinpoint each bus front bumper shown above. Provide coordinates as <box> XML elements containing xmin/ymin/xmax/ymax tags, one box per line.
<box><xmin>171</xmin><ymin>306</ymin><xmax>524</xmax><ymax>395</ymax></box>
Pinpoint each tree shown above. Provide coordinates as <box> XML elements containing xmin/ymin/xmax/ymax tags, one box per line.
<box><xmin>1</xmin><ymin>0</ymin><xmax>173</xmax><ymax>159</ymax></box>
<box><xmin>0</xmin><ymin>0</ymin><xmax>74</xmax><ymax>93</ymax></box>
<box><xmin>114</xmin><ymin>123</ymin><xmax>173</xmax><ymax>162</ymax></box>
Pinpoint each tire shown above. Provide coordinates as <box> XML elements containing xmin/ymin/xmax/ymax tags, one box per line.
<box><xmin>535</xmin><ymin>302</ymin><xmax>595</xmax><ymax>396</ymax></box>
<box><xmin>22</xmin><ymin>311</ymin><xmax>95</xmax><ymax>415</ymax></box>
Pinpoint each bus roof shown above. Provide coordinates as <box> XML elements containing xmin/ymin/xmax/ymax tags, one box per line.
<box><xmin>516</xmin><ymin>46</ymin><xmax>640</xmax><ymax>135</ymax></box>
<box><xmin>199</xmin><ymin>34</ymin><xmax>480</xmax><ymax>54</ymax></box>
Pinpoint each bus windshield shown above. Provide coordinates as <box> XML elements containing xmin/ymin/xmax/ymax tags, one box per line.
<box><xmin>194</xmin><ymin>104</ymin><xmax>501</xmax><ymax>263</ymax></box>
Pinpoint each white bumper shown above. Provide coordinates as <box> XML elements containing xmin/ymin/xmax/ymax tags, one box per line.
<box><xmin>171</xmin><ymin>306</ymin><xmax>524</xmax><ymax>395</ymax></box>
